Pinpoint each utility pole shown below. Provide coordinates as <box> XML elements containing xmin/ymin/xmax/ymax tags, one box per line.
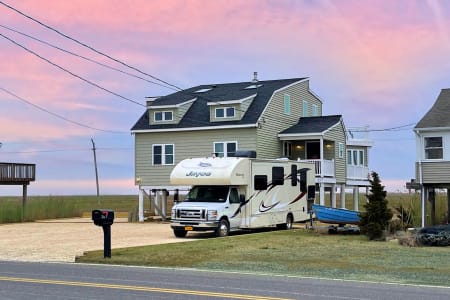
<box><xmin>91</xmin><ymin>138</ymin><xmax>100</xmax><ymax>203</ymax></box>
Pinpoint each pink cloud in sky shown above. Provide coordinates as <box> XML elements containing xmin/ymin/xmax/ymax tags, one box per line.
<box><xmin>2</xmin><ymin>0</ymin><xmax>450</xmax><ymax>194</ymax></box>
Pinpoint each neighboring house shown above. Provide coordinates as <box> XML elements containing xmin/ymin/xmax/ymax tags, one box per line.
<box><xmin>131</xmin><ymin>74</ymin><xmax>372</xmax><ymax>221</ymax></box>
<box><xmin>414</xmin><ymin>89</ymin><xmax>450</xmax><ymax>227</ymax></box>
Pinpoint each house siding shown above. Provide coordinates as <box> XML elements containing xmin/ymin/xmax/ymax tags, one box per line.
<box><xmin>135</xmin><ymin>128</ymin><xmax>257</xmax><ymax>186</ymax></box>
<box><xmin>415</xmin><ymin>161</ymin><xmax>450</xmax><ymax>184</ymax></box>
<box><xmin>324</xmin><ymin>122</ymin><xmax>346</xmax><ymax>183</ymax></box>
<box><xmin>256</xmin><ymin>80</ymin><xmax>322</xmax><ymax>158</ymax></box>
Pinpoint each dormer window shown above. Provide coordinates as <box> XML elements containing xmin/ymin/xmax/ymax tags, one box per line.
<box><xmin>154</xmin><ymin>111</ymin><xmax>173</xmax><ymax>122</ymax></box>
<box><xmin>215</xmin><ymin>107</ymin><xmax>235</xmax><ymax>118</ymax></box>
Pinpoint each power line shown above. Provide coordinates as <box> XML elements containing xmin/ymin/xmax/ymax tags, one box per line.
<box><xmin>0</xmin><ymin>0</ymin><xmax>184</xmax><ymax>92</ymax></box>
<box><xmin>0</xmin><ymin>86</ymin><xmax>128</xmax><ymax>134</ymax></box>
<box><xmin>347</xmin><ymin>123</ymin><xmax>416</xmax><ymax>133</ymax></box>
<box><xmin>0</xmin><ymin>24</ymin><xmax>179</xmax><ymax>92</ymax></box>
<box><xmin>0</xmin><ymin>32</ymin><xmax>145</xmax><ymax>107</ymax></box>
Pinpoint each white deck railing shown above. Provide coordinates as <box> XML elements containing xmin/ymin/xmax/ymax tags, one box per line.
<box><xmin>347</xmin><ymin>165</ymin><xmax>370</xmax><ymax>180</ymax></box>
<box><xmin>302</xmin><ymin>159</ymin><xmax>335</xmax><ymax>177</ymax></box>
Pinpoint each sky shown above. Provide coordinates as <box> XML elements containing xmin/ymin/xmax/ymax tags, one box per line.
<box><xmin>1</xmin><ymin>0</ymin><xmax>449</xmax><ymax>195</ymax></box>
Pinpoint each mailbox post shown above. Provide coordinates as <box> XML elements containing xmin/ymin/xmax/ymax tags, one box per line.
<box><xmin>92</xmin><ymin>209</ymin><xmax>114</xmax><ymax>258</ymax></box>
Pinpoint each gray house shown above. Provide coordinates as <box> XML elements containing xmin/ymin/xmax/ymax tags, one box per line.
<box><xmin>414</xmin><ymin>89</ymin><xmax>450</xmax><ymax>226</ymax></box>
<box><xmin>131</xmin><ymin>75</ymin><xmax>372</xmax><ymax>221</ymax></box>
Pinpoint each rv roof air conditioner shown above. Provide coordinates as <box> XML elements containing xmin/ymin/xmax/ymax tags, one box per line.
<box><xmin>231</xmin><ymin>150</ymin><xmax>257</xmax><ymax>158</ymax></box>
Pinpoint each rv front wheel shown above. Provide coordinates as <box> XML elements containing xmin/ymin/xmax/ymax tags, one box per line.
<box><xmin>215</xmin><ymin>219</ymin><xmax>230</xmax><ymax>237</ymax></box>
<box><xmin>173</xmin><ymin>229</ymin><xmax>188</xmax><ymax>238</ymax></box>
<box><xmin>286</xmin><ymin>214</ymin><xmax>293</xmax><ymax>230</ymax></box>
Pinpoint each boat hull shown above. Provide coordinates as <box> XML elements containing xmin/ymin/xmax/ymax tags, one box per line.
<box><xmin>312</xmin><ymin>204</ymin><xmax>360</xmax><ymax>225</ymax></box>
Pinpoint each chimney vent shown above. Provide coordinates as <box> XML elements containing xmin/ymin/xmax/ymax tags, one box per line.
<box><xmin>252</xmin><ymin>72</ymin><xmax>258</xmax><ymax>82</ymax></box>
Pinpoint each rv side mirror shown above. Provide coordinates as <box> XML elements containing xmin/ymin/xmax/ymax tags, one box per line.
<box><xmin>299</xmin><ymin>168</ymin><xmax>309</xmax><ymax>193</ymax></box>
<box><xmin>307</xmin><ymin>185</ymin><xmax>316</xmax><ymax>200</ymax></box>
<box><xmin>174</xmin><ymin>189</ymin><xmax>179</xmax><ymax>203</ymax></box>
<box><xmin>239</xmin><ymin>194</ymin><xmax>246</xmax><ymax>203</ymax></box>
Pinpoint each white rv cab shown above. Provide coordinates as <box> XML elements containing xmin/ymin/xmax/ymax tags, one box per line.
<box><xmin>170</xmin><ymin>151</ymin><xmax>315</xmax><ymax>237</ymax></box>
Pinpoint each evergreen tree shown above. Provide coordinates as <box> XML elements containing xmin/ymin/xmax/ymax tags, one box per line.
<box><xmin>359</xmin><ymin>172</ymin><xmax>393</xmax><ymax>240</ymax></box>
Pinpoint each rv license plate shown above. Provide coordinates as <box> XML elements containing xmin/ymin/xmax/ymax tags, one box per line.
<box><xmin>184</xmin><ymin>226</ymin><xmax>193</xmax><ymax>231</ymax></box>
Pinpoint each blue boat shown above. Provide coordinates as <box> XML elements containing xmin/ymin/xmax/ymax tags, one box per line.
<box><xmin>312</xmin><ymin>204</ymin><xmax>360</xmax><ymax>225</ymax></box>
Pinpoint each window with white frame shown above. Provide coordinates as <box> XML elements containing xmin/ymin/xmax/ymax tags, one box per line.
<box><xmin>424</xmin><ymin>137</ymin><xmax>443</xmax><ymax>159</ymax></box>
<box><xmin>303</xmin><ymin>100</ymin><xmax>308</xmax><ymax>117</ymax></box>
<box><xmin>152</xmin><ymin>144</ymin><xmax>174</xmax><ymax>165</ymax></box>
<box><xmin>312</xmin><ymin>104</ymin><xmax>318</xmax><ymax>116</ymax></box>
<box><xmin>338</xmin><ymin>143</ymin><xmax>344</xmax><ymax>158</ymax></box>
<box><xmin>283</xmin><ymin>141</ymin><xmax>292</xmax><ymax>158</ymax></box>
<box><xmin>154</xmin><ymin>111</ymin><xmax>173</xmax><ymax>122</ymax></box>
<box><xmin>347</xmin><ymin>149</ymin><xmax>365</xmax><ymax>165</ymax></box>
<box><xmin>284</xmin><ymin>94</ymin><xmax>291</xmax><ymax>115</ymax></box>
<box><xmin>215</xmin><ymin>107</ymin><xmax>235</xmax><ymax>118</ymax></box>
<box><xmin>214</xmin><ymin>141</ymin><xmax>237</xmax><ymax>157</ymax></box>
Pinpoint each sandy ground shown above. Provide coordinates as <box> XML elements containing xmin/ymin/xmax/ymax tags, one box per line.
<box><xmin>0</xmin><ymin>218</ymin><xmax>198</xmax><ymax>263</ymax></box>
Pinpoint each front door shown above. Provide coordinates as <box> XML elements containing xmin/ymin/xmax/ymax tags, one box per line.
<box><xmin>228</xmin><ymin>187</ymin><xmax>242</xmax><ymax>229</ymax></box>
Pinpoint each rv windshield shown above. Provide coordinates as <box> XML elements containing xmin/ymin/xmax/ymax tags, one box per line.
<box><xmin>184</xmin><ymin>186</ymin><xmax>229</xmax><ymax>203</ymax></box>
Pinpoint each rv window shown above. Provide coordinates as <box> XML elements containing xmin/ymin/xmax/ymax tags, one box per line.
<box><xmin>254</xmin><ymin>175</ymin><xmax>268</xmax><ymax>190</ymax></box>
<box><xmin>184</xmin><ymin>186</ymin><xmax>229</xmax><ymax>202</ymax></box>
<box><xmin>291</xmin><ymin>165</ymin><xmax>297</xmax><ymax>186</ymax></box>
<box><xmin>272</xmin><ymin>167</ymin><xmax>284</xmax><ymax>186</ymax></box>
<box><xmin>229</xmin><ymin>188</ymin><xmax>240</xmax><ymax>204</ymax></box>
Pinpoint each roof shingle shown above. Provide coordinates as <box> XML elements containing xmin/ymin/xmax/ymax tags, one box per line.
<box><xmin>415</xmin><ymin>89</ymin><xmax>450</xmax><ymax>129</ymax></box>
<box><xmin>131</xmin><ymin>78</ymin><xmax>306</xmax><ymax>131</ymax></box>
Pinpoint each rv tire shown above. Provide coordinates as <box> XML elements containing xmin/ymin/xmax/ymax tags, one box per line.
<box><xmin>286</xmin><ymin>214</ymin><xmax>294</xmax><ymax>230</ymax></box>
<box><xmin>277</xmin><ymin>214</ymin><xmax>293</xmax><ymax>230</ymax></box>
<box><xmin>173</xmin><ymin>229</ymin><xmax>188</xmax><ymax>238</ymax></box>
<box><xmin>215</xmin><ymin>219</ymin><xmax>230</xmax><ymax>237</ymax></box>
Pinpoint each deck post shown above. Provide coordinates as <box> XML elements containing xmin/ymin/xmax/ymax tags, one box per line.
<box><xmin>319</xmin><ymin>184</ymin><xmax>325</xmax><ymax>205</ymax></box>
<box><xmin>340</xmin><ymin>184</ymin><xmax>346</xmax><ymax>208</ymax></box>
<box><xmin>331</xmin><ymin>184</ymin><xmax>336</xmax><ymax>208</ymax></box>
<box><xmin>22</xmin><ymin>184</ymin><xmax>27</xmax><ymax>222</ymax></box>
<box><xmin>138</xmin><ymin>188</ymin><xmax>144</xmax><ymax>222</ymax></box>
<box><xmin>421</xmin><ymin>186</ymin><xmax>427</xmax><ymax>227</ymax></box>
<box><xmin>353</xmin><ymin>187</ymin><xmax>359</xmax><ymax>211</ymax></box>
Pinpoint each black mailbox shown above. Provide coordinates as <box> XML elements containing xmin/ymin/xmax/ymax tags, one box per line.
<box><xmin>92</xmin><ymin>209</ymin><xmax>114</xmax><ymax>258</ymax></box>
<box><xmin>92</xmin><ymin>209</ymin><xmax>115</xmax><ymax>226</ymax></box>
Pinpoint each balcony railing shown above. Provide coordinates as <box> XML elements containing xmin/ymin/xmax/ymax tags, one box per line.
<box><xmin>0</xmin><ymin>163</ymin><xmax>36</xmax><ymax>183</ymax></box>
<box><xmin>347</xmin><ymin>164</ymin><xmax>370</xmax><ymax>180</ymax></box>
<box><xmin>302</xmin><ymin>159</ymin><xmax>335</xmax><ymax>177</ymax></box>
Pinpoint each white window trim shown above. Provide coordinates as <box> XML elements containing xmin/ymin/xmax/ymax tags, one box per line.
<box><xmin>283</xmin><ymin>94</ymin><xmax>291</xmax><ymax>115</ymax></box>
<box><xmin>215</xmin><ymin>107</ymin><xmax>236</xmax><ymax>118</ymax></box>
<box><xmin>303</xmin><ymin>100</ymin><xmax>308</xmax><ymax>117</ymax></box>
<box><xmin>283</xmin><ymin>141</ymin><xmax>292</xmax><ymax>158</ymax></box>
<box><xmin>338</xmin><ymin>143</ymin><xmax>344</xmax><ymax>159</ymax></box>
<box><xmin>346</xmin><ymin>149</ymin><xmax>364</xmax><ymax>165</ymax></box>
<box><xmin>154</xmin><ymin>111</ymin><xmax>173</xmax><ymax>122</ymax></box>
<box><xmin>312</xmin><ymin>104</ymin><xmax>318</xmax><ymax>117</ymax></box>
<box><xmin>152</xmin><ymin>144</ymin><xmax>175</xmax><ymax>165</ymax></box>
<box><xmin>424</xmin><ymin>136</ymin><xmax>444</xmax><ymax>160</ymax></box>
<box><xmin>213</xmin><ymin>141</ymin><xmax>238</xmax><ymax>157</ymax></box>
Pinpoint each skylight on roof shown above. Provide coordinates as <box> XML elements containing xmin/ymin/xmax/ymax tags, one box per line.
<box><xmin>244</xmin><ymin>84</ymin><xmax>263</xmax><ymax>89</ymax></box>
<box><xmin>194</xmin><ymin>88</ymin><xmax>212</xmax><ymax>93</ymax></box>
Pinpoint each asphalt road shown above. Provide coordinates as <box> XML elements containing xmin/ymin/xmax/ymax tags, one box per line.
<box><xmin>0</xmin><ymin>261</ymin><xmax>449</xmax><ymax>300</ymax></box>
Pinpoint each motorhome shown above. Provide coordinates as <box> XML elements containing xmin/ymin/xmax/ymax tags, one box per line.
<box><xmin>170</xmin><ymin>151</ymin><xmax>316</xmax><ymax>237</ymax></box>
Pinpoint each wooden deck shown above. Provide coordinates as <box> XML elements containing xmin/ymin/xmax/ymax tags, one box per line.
<box><xmin>0</xmin><ymin>162</ymin><xmax>36</xmax><ymax>185</ymax></box>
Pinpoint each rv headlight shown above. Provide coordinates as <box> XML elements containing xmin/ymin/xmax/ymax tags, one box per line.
<box><xmin>207</xmin><ymin>210</ymin><xmax>218</xmax><ymax>221</ymax></box>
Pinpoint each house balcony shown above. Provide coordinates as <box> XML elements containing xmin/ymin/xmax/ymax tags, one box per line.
<box><xmin>347</xmin><ymin>164</ymin><xmax>370</xmax><ymax>181</ymax></box>
<box><xmin>0</xmin><ymin>163</ymin><xmax>36</xmax><ymax>184</ymax></box>
<box><xmin>302</xmin><ymin>159</ymin><xmax>335</xmax><ymax>177</ymax></box>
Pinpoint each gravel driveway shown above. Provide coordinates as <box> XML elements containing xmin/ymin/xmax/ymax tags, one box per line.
<box><xmin>0</xmin><ymin>218</ymin><xmax>197</xmax><ymax>262</ymax></box>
